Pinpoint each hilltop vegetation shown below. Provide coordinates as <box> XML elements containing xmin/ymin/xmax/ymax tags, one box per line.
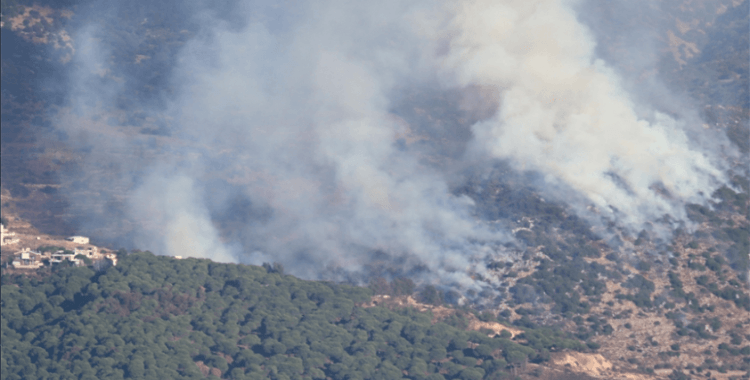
<box><xmin>1</xmin><ymin>252</ymin><xmax>587</xmax><ymax>380</ymax></box>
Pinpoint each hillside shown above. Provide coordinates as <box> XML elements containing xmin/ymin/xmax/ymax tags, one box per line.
<box><xmin>1</xmin><ymin>0</ymin><xmax>749</xmax><ymax>379</ymax></box>
<box><xmin>2</xmin><ymin>252</ymin><xmax>595</xmax><ymax>380</ymax></box>
<box><xmin>2</xmin><ymin>230</ymin><xmax>749</xmax><ymax>379</ymax></box>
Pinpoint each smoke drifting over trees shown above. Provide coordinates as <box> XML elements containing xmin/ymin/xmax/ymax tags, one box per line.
<box><xmin>47</xmin><ymin>0</ymin><xmax>737</xmax><ymax>291</ymax></box>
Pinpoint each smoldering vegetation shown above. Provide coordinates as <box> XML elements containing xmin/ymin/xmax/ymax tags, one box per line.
<box><xmin>5</xmin><ymin>0</ymin><xmax>745</xmax><ymax>294</ymax></box>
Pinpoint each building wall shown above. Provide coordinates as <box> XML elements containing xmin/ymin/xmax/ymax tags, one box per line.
<box><xmin>67</xmin><ymin>236</ymin><xmax>90</xmax><ymax>244</ymax></box>
<box><xmin>1</xmin><ymin>224</ymin><xmax>20</xmax><ymax>246</ymax></box>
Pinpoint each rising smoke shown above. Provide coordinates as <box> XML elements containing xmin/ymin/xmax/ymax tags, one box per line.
<box><xmin>53</xmin><ymin>0</ymin><xmax>733</xmax><ymax>290</ymax></box>
<box><xmin>441</xmin><ymin>0</ymin><xmax>730</xmax><ymax>230</ymax></box>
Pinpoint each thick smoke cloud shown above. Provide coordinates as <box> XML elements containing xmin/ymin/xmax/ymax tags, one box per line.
<box><xmin>56</xmin><ymin>0</ymin><xmax>731</xmax><ymax>290</ymax></box>
<box><xmin>60</xmin><ymin>0</ymin><xmax>505</xmax><ymax>290</ymax></box>
<box><xmin>440</xmin><ymin>0</ymin><xmax>730</xmax><ymax>230</ymax></box>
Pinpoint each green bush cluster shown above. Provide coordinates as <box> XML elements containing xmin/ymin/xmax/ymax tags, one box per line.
<box><xmin>617</xmin><ymin>274</ymin><xmax>655</xmax><ymax>308</ymax></box>
<box><xmin>693</xmin><ymin>272</ymin><xmax>750</xmax><ymax>311</ymax></box>
<box><xmin>512</xmin><ymin>252</ymin><xmax>608</xmax><ymax>316</ymax></box>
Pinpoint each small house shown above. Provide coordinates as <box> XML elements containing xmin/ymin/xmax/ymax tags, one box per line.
<box><xmin>74</xmin><ymin>246</ymin><xmax>98</xmax><ymax>258</ymax></box>
<box><xmin>11</xmin><ymin>248</ymin><xmax>43</xmax><ymax>269</ymax></box>
<box><xmin>50</xmin><ymin>250</ymin><xmax>81</xmax><ymax>266</ymax></box>
<box><xmin>66</xmin><ymin>236</ymin><xmax>90</xmax><ymax>244</ymax></box>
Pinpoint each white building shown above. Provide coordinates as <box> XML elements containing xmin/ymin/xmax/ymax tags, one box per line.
<box><xmin>74</xmin><ymin>246</ymin><xmax>98</xmax><ymax>258</ymax></box>
<box><xmin>105</xmin><ymin>253</ymin><xmax>118</xmax><ymax>266</ymax></box>
<box><xmin>50</xmin><ymin>250</ymin><xmax>81</xmax><ymax>266</ymax></box>
<box><xmin>11</xmin><ymin>248</ymin><xmax>43</xmax><ymax>269</ymax></box>
<box><xmin>1</xmin><ymin>224</ymin><xmax>20</xmax><ymax>246</ymax></box>
<box><xmin>66</xmin><ymin>236</ymin><xmax>89</xmax><ymax>244</ymax></box>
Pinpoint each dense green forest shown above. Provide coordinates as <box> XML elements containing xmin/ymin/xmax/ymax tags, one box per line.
<box><xmin>1</xmin><ymin>252</ymin><xmax>585</xmax><ymax>380</ymax></box>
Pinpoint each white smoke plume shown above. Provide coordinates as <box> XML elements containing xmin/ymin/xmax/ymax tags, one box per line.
<box><xmin>120</xmin><ymin>0</ymin><xmax>502</xmax><ymax>289</ymax></box>
<box><xmin>440</xmin><ymin>0</ymin><xmax>728</xmax><ymax>229</ymax></box>
<box><xmin>54</xmin><ymin>0</ymin><xmax>732</xmax><ymax>289</ymax></box>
